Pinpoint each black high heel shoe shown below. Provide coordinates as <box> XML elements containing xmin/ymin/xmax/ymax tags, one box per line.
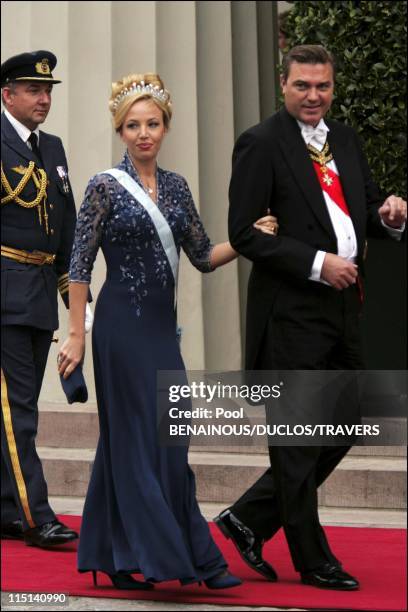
<box><xmin>92</xmin><ymin>570</ymin><xmax>154</xmax><ymax>590</ymax></box>
<box><xmin>201</xmin><ymin>570</ymin><xmax>242</xmax><ymax>589</ymax></box>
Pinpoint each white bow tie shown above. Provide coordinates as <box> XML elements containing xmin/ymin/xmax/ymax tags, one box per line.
<box><xmin>300</xmin><ymin>123</ymin><xmax>329</xmax><ymax>149</ymax></box>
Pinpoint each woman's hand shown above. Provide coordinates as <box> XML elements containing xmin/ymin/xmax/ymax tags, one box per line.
<box><xmin>253</xmin><ymin>210</ymin><xmax>278</xmax><ymax>235</ymax></box>
<box><xmin>57</xmin><ymin>333</ymin><xmax>85</xmax><ymax>380</ymax></box>
<box><xmin>210</xmin><ymin>210</ymin><xmax>279</xmax><ymax>268</ymax></box>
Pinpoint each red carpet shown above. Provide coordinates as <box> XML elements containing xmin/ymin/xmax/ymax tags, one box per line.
<box><xmin>1</xmin><ymin>516</ymin><xmax>406</xmax><ymax>610</ymax></box>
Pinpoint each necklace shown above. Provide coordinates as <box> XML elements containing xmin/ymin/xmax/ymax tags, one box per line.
<box><xmin>128</xmin><ymin>152</ymin><xmax>157</xmax><ymax>198</ymax></box>
<box><xmin>143</xmin><ymin>183</ymin><xmax>154</xmax><ymax>195</ymax></box>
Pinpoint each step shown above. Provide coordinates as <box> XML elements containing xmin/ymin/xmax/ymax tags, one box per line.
<box><xmin>189</xmin><ymin>452</ymin><xmax>407</xmax><ymax>509</ymax></box>
<box><xmin>37</xmin><ymin>447</ymin><xmax>407</xmax><ymax>510</ymax></box>
<box><xmin>38</xmin><ymin>402</ymin><xmax>99</xmax><ymax>448</ymax></box>
<box><xmin>38</xmin><ymin>403</ymin><xmax>407</xmax><ymax>456</ymax></box>
<box><xmin>48</xmin><ymin>496</ymin><xmax>407</xmax><ymax>528</ymax></box>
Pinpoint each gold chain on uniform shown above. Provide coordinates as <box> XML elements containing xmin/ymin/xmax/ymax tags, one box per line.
<box><xmin>1</xmin><ymin>161</ymin><xmax>49</xmax><ymax>234</ymax></box>
<box><xmin>307</xmin><ymin>141</ymin><xmax>334</xmax><ymax>187</ymax></box>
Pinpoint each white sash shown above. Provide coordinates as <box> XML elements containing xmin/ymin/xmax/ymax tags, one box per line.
<box><xmin>101</xmin><ymin>168</ymin><xmax>179</xmax><ymax>290</ymax></box>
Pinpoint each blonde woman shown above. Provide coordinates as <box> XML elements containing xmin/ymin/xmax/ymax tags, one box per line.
<box><xmin>59</xmin><ymin>73</ymin><xmax>277</xmax><ymax>590</ymax></box>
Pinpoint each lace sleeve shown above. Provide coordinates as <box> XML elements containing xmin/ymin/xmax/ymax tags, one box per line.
<box><xmin>180</xmin><ymin>178</ymin><xmax>214</xmax><ymax>273</ymax></box>
<box><xmin>69</xmin><ymin>174</ymin><xmax>111</xmax><ymax>283</ymax></box>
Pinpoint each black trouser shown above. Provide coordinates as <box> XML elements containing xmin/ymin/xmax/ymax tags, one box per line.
<box><xmin>231</xmin><ymin>283</ymin><xmax>364</xmax><ymax>572</ymax></box>
<box><xmin>1</xmin><ymin>325</ymin><xmax>55</xmax><ymax>530</ymax></box>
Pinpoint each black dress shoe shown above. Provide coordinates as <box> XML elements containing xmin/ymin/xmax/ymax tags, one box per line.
<box><xmin>214</xmin><ymin>510</ymin><xmax>277</xmax><ymax>581</ymax></box>
<box><xmin>301</xmin><ymin>563</ymin><xmax>359</xmax><ymax>590</ymax></box>
<box><xmin>24</xmin><ymin>520</ymin><xmax>78</xmax><ymax>548</ymax></box>
<box><xmin>1</xmin><ymin>520</ymin><xmax>23</xmax><ymax>540</ymax></box>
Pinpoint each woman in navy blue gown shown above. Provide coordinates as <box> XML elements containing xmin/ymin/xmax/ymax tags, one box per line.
<box><xmin>58</xmin><ymin>73</ymin><xmax>277</xmax><ymax>591</ymax></box>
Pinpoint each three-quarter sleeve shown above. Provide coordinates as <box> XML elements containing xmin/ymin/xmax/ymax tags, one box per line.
<box><xmin>180</xmin><ymin>178</ymin><xmax>214</xmax><ymax>273</ymax></box>
<box><xmin>69</xmin><ymin>174</ymin><xmax>111</xmax><ymax>283</ymax></box>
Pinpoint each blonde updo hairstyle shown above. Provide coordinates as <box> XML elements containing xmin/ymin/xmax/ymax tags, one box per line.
<box><xmin>109</xmin><ymin>72</ymin><xmax>172</xmax><ymax>132</ymax></box>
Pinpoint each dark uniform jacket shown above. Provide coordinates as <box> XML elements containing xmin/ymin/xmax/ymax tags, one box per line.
<box><xmin>1</xmin><ymin>112</ymin><xmax>76</xmax><ymax>330</ymax></box>
<box><xmin>228</xmin><ymin>107</ymin><xmax>389</xmax><ymax>370</ymax></box>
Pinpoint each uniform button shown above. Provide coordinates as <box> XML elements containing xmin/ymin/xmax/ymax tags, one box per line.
<box><xmin>49</xmin><ymin>203</ymin><xmax>54</xmax><ymax>210</ymax></box>
<box><xmin>50</xmin><ymin>229</ymin><xmax>54</xmax><ymax>235</ymax></box>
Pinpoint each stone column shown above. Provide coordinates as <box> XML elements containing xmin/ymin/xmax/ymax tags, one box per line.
<box><xmin>156</xmin><ymin>0</ymin><xmax>206</xmax><ymax>369</ymax></box>
<box><xmin>111</xmin><ymin>0</ymin><xmax>156</xmax><ymax>164</ymax></box>
<box><xmin>231</xmin><ymin>0</ymin><xmax>261</xmax><ymax>361</ymax></box>
<box><xmin>34</xmin><ymin>1</ymin><xmax>112</xmax><ymax>403</ymax></box>
<box><xmin>196</xmin><ymin>0</ymin><xmax>242</xmax><ymax>370</ymax></box>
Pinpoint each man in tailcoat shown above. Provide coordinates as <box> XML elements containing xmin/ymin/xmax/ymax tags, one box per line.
<box><xmin>215</xmin><ymin>45</ymin><xmax>406</xmax><ymax>589</ymax></box>
<box><xmin>1</xmin><ymin>50</ymin><xmax>81</xmax><ymax>547</ymax></box>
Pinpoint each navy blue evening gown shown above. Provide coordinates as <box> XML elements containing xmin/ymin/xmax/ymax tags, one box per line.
<box><xmin>69</xmin><ymin>152</ymin><xmax>227</xmax><ymax>583</ymax></box>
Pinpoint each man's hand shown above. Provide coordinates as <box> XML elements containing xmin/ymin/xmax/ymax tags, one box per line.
<box><xmin>378</xmin><ymin>195</ymin><xmax>407</xmax><ymax>228</ymax></box>
<box><xmin>321</xmin><ymin>253</ymin><xmax>358</xmax><ymax>290</ymax></box>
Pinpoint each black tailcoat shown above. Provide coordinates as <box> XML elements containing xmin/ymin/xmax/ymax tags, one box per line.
<box><xmin>228</xmin><ymin>107</ymin><xmax>391</xmax><ymax>572</ymax></box>
<box><xmin>228</xmin><ymin>106</ymin><xmax>387</xmax><ymax>370</ymax></box>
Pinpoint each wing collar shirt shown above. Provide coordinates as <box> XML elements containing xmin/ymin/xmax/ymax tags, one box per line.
<box><xmin>298</xmin><ymin>118</ymin><xmax>403</xmax><ymax>284</ymax></box>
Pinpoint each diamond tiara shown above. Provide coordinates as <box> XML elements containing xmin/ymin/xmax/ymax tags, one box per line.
<box><xmin>112</xmin><ymin>80</ymin><xmax>168</xmax><ymax>114</ymax></box>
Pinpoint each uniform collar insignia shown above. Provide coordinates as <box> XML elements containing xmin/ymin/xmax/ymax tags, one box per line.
<box><xmin>12</xmin><ymin>165</ymin><xmax>29</xmax><ymax>174</ymax></box>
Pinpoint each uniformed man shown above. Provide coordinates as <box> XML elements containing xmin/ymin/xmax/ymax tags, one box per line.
<box><xmin>1</xmin><ymin>50</ymin><xmax>83</xmax><ymax>547</ymax></box>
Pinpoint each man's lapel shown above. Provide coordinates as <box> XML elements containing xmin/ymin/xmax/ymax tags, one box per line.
<box><xmin>327</xmin><ymin>126</ymin><xmax>365</xmax><ymax>243</ymax></box>
<box><xmin>277</xmin><ymin>108</ymin><xmax>335</xmax><ymax>238</ymax></box>
<box><xmin>38</xmin><ymin>132</ymin><xmax>54</xmax><ymax>175</ymax></box>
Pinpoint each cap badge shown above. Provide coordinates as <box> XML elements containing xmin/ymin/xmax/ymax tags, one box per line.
<box><xmin>35</xmin><ymin>58</ymin><xmax>51</xmax><ymax>75</ymax></box>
